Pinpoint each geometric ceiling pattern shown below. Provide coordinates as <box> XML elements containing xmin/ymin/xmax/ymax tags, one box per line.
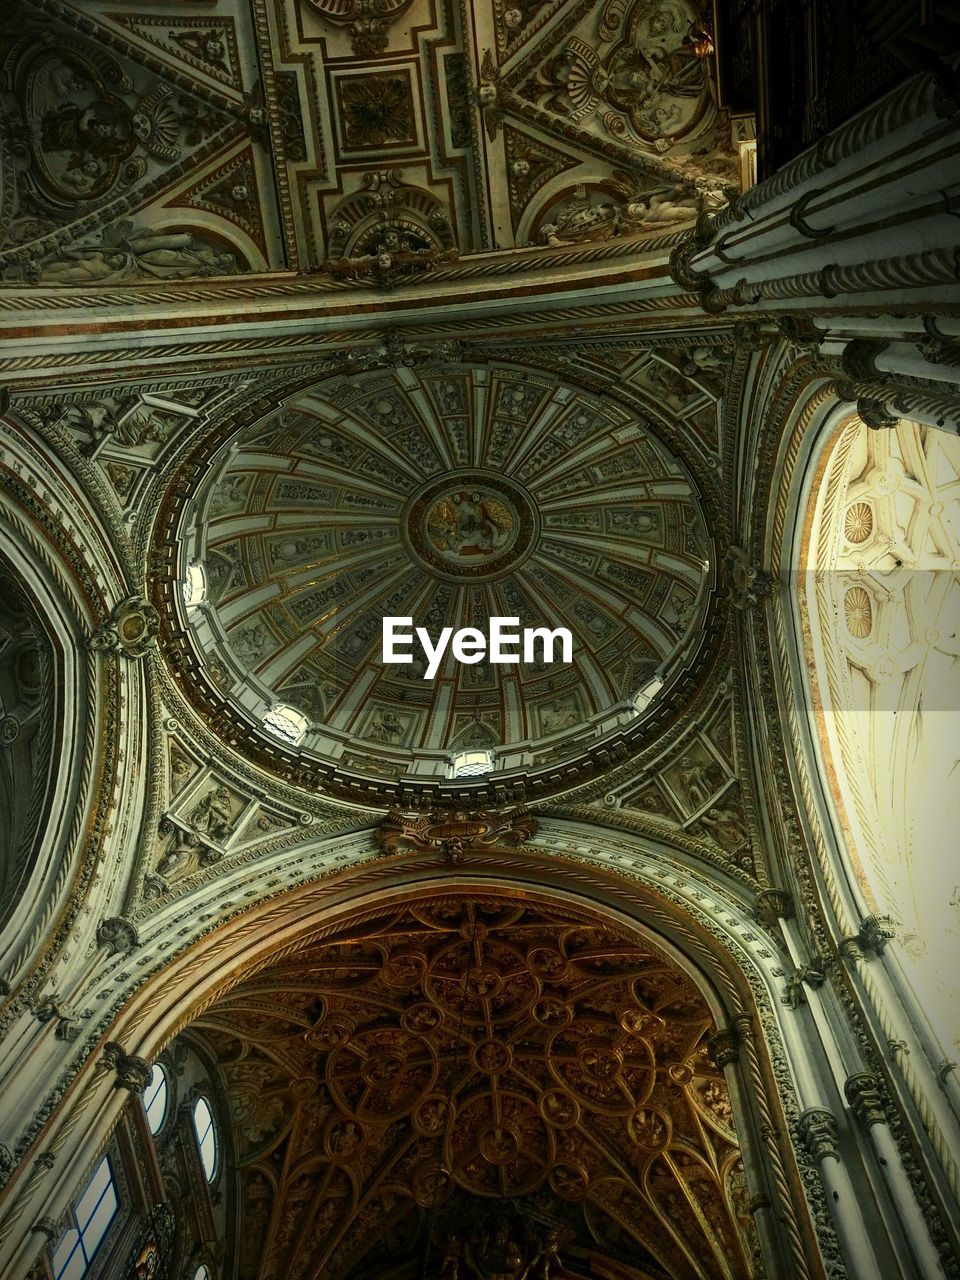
<box><xmin>192</xmin><ymin>892</ymin><xmax>757</xmax><ymax>1279</ymax></box>
<box><xmin>0</xmin><ymin>0</ymin><xmax>739</xmax><ymax>285</ymax></box>
<box><xmin>181</xmin><ymin>362</ymin><xmax>710</xmax><ymax>778</ymax></box>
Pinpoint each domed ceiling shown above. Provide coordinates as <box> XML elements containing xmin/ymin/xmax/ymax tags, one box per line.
<box><xmin>171</xmin><ymin>361</ymin><xmax>713</xmax><ymax>787</ymax></box>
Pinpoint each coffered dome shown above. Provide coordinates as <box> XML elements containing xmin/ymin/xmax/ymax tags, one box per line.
<box><xmin>170</xmin><ymin>361</ymin><xmax>713</xmax><ymax>789</ymax></box>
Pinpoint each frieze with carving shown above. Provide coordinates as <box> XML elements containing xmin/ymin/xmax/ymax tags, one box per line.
<box><xmin>377</xmin><ymin>808</ymin><xmax>537</xmax><ymax>861</ymax></box>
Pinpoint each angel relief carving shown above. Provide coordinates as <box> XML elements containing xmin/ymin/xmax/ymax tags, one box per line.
<box><xmin>30</xmin><ymin>223</ymin><xmax>240</xmax><ymax>286</ymax></box>
<box><xmin>533</xmin><ymin>180</ymin><xmax>700</xmax><ymax>247</ymax></box>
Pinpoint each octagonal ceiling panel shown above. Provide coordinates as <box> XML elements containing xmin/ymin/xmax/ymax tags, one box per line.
<box><xmin>176</xmin><ymin>362</ymin><xmax>711</xmax><ymax>782</ymax></box>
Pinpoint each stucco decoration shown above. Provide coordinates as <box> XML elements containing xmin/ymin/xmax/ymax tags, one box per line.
<box><xmin>189</xmin><ymin>892</ymin><xmax>758</xmax><ymax>1279</ymax></box>
<box><xmin>800</xmin><ymin>417</ymin><xmax>960</xmax><ymax>1054</ymax></box>
<box><xmin>171</xmin><ymin>362</ymin><xmax>712</xmax><ymax>784</ymax></box>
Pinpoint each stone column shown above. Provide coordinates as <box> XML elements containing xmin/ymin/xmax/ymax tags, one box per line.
<box><xmin>845</xmin><ymin>1073</ymin><xmax>945</xmax><ymax>1278</ymax></box>
<box><xmin>707</xmin><ymin>1022</ymin><xmax>787</xmax><ymax>1278</ymax></box>
<box><xmin>797</xmin><ymin>1108</ymin><xmax>886</xmax><ymax>1277</ymax></box>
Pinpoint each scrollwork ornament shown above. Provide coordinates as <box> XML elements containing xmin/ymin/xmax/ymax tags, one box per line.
<box><xmin>96</xmin><ymin>916</ymin><xmax>139</xmax><ymax>955</ymax></box>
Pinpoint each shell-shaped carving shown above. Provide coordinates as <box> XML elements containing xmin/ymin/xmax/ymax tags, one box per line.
<box><xmin>844</xmin><ymin>501</ymin><xmax>873</xmax><ymax>544</ymax></box>
<box><xmin>844</xmin><ymin>586</ymin><xmax>873</xmax><ymax>638</ymax></box>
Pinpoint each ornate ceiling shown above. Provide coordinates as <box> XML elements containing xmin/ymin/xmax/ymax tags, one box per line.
<box><xmin>801</xmin><ymin>417</ymin><xmax>960</xmax><ymax>1056</ymax></box>
<box><xmin>0</xmin><ymin>0</ymin><xmax>740</xmax><ymax>285</ymax></box>
<box><xmin>173</xmin><ymin>362</ymin><xmax>710</xmax><ymax>779</ymax></box>
<box><xmin>191</xmin><ymin>891</ymin><xmax>757</xmax><ymax>1279</ymax></box>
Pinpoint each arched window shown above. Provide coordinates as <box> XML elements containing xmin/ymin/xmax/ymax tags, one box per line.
<box><xmin>142</xmin><ymin>1062</ymin><xmax>168</xmax><ymax>1136</ymax></box>
<box><xmin>262</xmin><ymin>702</ymin><xmax>309</xmax><ymax>746</ymax></box>
<box><xmin>51</xmin><ymin>1156</ymin><xmax>118</xmax><ymax>1279</ymax></box>
<box><xmin>193</xmin><ymin>1267</ymin><xmax>211</xmax><ymax>1280</ymax></box>
<box><xmin>448</xmin><ymin>748</ymin><xmax>495</xmax><ymax>778</ymax></box>
<box><xmin>192</xmin><ymin>1096</ymin><xmax>219</xmax><ymax>1182</ymax></box>
<box><xmin>183</xmin><ymin>563</ymin><xmax>207</xmax><ymax>608</ymax></box>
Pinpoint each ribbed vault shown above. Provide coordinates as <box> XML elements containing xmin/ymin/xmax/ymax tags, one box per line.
<box><xmin>191</xmin><ymin>890</ymin><xmax>756</xmax><ymax>1280</ymax></box>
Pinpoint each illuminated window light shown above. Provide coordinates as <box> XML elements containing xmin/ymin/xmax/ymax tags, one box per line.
<box><xmin>631</xmin><ymin>675</ymin><xmax>664</xmax><ymax>714</ymax></box>
<box><xmin>182</xmin><ymin>563</ymin><xmax>207</xmax><ymax>608</ymax></box>
<box><xmin>262</xmin><ymin>703</ymin><xmax>309</xmax><ymax>746</ymax></box>
<box><xmin>449</xmin><ymin>748</ymin><xmax>495</xmax><ymax>778</ymax></box>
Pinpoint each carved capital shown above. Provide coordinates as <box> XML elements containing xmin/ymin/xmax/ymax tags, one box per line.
<box><xmin>753</xmin><ymin>889</ymin><xmax>794</xmax><ymax>928</ymax></box>
<box><xmin>31</xmin><ymin>1216</ymin><xmax>57</xmax><ymax>1239</ymax></box>
<box><xmin>778</xmin><ymin>315</ymin><xmax>822</xmax><ymax>351</ymax></box>
<box><xmin>916</xmin><ymin>335</ymin><xmax>960</xmax><ymax>367</ymax></box>
<box><xmin>798</xmin><ymin>1107</ymin><xmax>840</xmax><ymax>1162</ymax></box>
<box><xmin>844</xmin><ymin>1072</ymin><xmax>886</xmax><ymax>1127</ymax></box>
<box><xmin>103</xmin><ymin>1041</ymin><xmax>152</xmax><ymax>1093</ymax></box>
<box><xmin>858</xmin><ymin>914</ymin><xmax>896</xmax><ymax>956</ymax></box>
<box><xmin>841</xmin><ymin>339</ymin><xmax>889</xmax><ymax>381</ymax></box>
<box><xmin>668</xmin><ymin>236</ymin><xmax>713</xmax><ymax>293</ymax></box>
<box><xmin>96</xmin><ymin>916</ymin><xmax>139</xmax><ymax>955</ymax></box>
<box><xmin>858</xmin><ymin>397</ymin><xmax>901</xmax><ymax>430</ymax></box>
<box><xmin>708</xmin><ymin>1026</ymin><xmax>741</xmax><ymax>1069</ymax></box>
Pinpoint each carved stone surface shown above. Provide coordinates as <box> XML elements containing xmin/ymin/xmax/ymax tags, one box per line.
<box><xmin>87</xmin><ymin>596</ymin><xmax>160</xmax><ymax>660</ymax></box>
<box><xmin>165</xmin><ymin>362</ymin><xmax>714</xmax><ymax>786</ymax></box>
<box><xmin>103</xmin><ymin>1042</ymin><xmax>152</xmax><ymax>1093</ymax></box>
<box><xmin>754</xmin><ymin>889</ymin><xmax>794</xmax><ymax>928</ymax></box>
<box><xmin>798</xmin><ymin>1108</ymin><xmax>840</xmax><ymax>1163</ymax></box>
<box><xmin>96</xmin><ymin>916</ymin><xmax>140</xmax><ymax>955</ymax></box>
<box><xmin>844</xmin><ymin>1073</ymin><xmax>886</xmax><ymax>1128</ymax></box>
<box><xmin>187</xmin><ymin>892</ymin><xmax>755</xmax><ymax>1278</ymax></box>
<box><xmin>377</xmin><ymin>808</ymin><xmax>537</xmax><ymax>858</ymax></box>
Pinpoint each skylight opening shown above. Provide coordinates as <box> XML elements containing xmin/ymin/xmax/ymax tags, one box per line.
<box><xmin>262</xmin><ymin>703</ymin><xmax>309</xmax><ymax>746</ymax></box>
<box><xmin>182</xmin><ymin>563</ymin><xmax>207</xmax><ymax>608</ymax></box>
<box><xmin>631</xmin><ymin>675</ymin><xmax>664</xmax><ymax>714</ymax></box>
<box><xmin>448</xmin><ymin>748</ymin><xmax>496</xmax><ymax>778</ymax></box>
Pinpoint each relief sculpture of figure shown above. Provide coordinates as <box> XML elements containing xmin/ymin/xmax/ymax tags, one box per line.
<box><xmin>620</xmin><ymin>188</ymin><xmax>699</xmax><ymax>232</ymax></box>
<box><xmin>189</xmin><ymin>784</ymin><xmax>234</xmax><ymax>841</ymax></box>
<box><xmin>678</xmin><ymin>754</ymin><xmax>716</xmax><ymax>808</ymax></box>
<box><xmin>37</xmin><ymin>224</ymin><xmax>237</xmax><ymax>285</ymax></box>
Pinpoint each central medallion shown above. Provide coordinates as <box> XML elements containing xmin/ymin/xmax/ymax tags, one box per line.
<box><xmin>404</xmin><ymin>470</ymin><xmax>539</xmax><ymax>580</ymax></box>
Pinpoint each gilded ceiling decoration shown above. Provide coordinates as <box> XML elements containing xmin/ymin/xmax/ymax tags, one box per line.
<box><xmin>172</xmin><ymin>362</ymin><xmax>712</xmax><ymax>782</ymax></box>
<box><xmin>0</xmin><ymin>0</ymin><xmax>739</xmax><ymax>283</ymax></box>
<box><xmin>191</xmin><ymin>893</ymin><xmax>758</xmax><ymax>1279</ymax></box>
